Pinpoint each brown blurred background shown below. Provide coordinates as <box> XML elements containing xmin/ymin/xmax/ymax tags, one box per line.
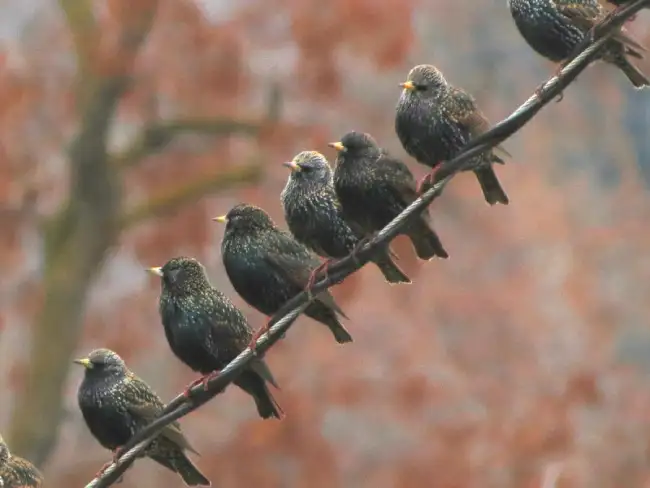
<box><xmin>1</xmin><ymin>0</ymin><xmax>650</xmax><ymax>487</ymax></box>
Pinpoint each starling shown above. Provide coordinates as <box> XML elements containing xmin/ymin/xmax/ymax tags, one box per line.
<box><xmin>214</xmin><ymin>203</ymin><xmax>352</xmax><ymax>345</ymax></box>
<box><xmin>508</xmin><ymin>0</ymin><xmax>650</xmax><ymax>88</ymax></box>
<box><xmin>0</xmin><ymin>434</ymin><xmax>43</xmax><ymax>488</ymax></box>
<box><xmin>75</xmin><ymin>348</ymin><xmax>210</xmax><ymax>486</ymax></box>
<box><xmin>280</xmin><ymin>150</ymin><xmax>411</xmax><ymax>285</ymax></box>
<box><xmin>330</xmin><ymin>131</ymin><xmax>449</xmax><ymax>261</ymax></box>
<box><xmin>147</xmin><ymin>257</ymin><xmax>283</xmax><ymax>420</ymax></box>
<box><xmin>395</xmin><ymin>64</ymin><xmax>510</xmax><ymax>206</ymax></box>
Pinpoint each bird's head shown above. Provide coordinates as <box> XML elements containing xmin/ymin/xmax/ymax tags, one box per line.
<box><xmin>73</xmin><ymin>348</ymin><xmax>127</xmax><ymax>378</ymax></box>
<box><xmin>282</xmin><ymin>151</ymin><xmax>332</xmax><ymax>185</ymax></box>
<box><xmin>213</xmin><ymin>203</ymin><xmax>276</xmax><ymax>234</ymax></box>
<box><xmin>147</xmin><ymin>256</ymin><xmax>208</xmax><ymax>296</ymax></box>
<box><xmin>328</xmin><ymin>131</ymin><xmax>380</xmax><ymax>159</ymax></box>
<box><xmin>400</xmin><ymin>64</ymin><xmax>447</xmax><ymax>98</ymax></box>
<box><xmin>0</xmin><ymin>433</ymin><xmax>8</xmax><ymax>463</ymax></box>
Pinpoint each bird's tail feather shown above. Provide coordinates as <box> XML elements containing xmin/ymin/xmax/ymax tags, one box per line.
<box><xmin>372</xmin><ymin>251</ymin><xmax>411</xmax><ymax>284</ymax></box>
<box><xmin>613</xmin><ymin>55</ymin><xmax>650</xmax><ymax>88</ymax></box>
<box><xmin>151</xmin><ymin>451</ymin><xmax>210</xmax><ymax>486</ymax></box>
<box><xmin>407</xmin><ymin>221</ymin><xmax>449</xmax><ymax>261</ymax></box>
<box><xmin>474</xmin><ymin>166</ymin><xmax>509</xmax><ymax>205</ymax></box>
<box><xmin>236</xmin><ymin>373</ymin><xmax>284</xmax><ymax>420</ymax></box>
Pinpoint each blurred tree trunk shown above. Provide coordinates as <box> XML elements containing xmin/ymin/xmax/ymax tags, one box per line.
<box><xmin>7</xmin><ymin>0</ymin><xmax>158</xmax><ymax>464</ymax></box>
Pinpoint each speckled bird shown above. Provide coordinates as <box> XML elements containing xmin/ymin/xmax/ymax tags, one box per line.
<box><xmin>508</xmin><ymin>0</ymin><xmax>649</xmax><ymax>88</ymax></box>
<box><xmin>215</xmin><ymin>203</ymin><xmax>352</xmax><ymax>345</ymax></box>
<box><xmin>147</xmin><ymin>257</ymin><xmax>283</xmax><ymax>420</ymax></box>
<box><xmin>395</xmin><ymin>64</ymin><xmax>510</xmax><ymax>206</ymax></box>
<box><xmin>75</xmin><ymin>348</ymin><xmax>210</xmax><ymax>486</ymax></box>
<box><xmin>330</xmin><ymin>131</ymin><xmax>449</xmax><ymax>261</ymax></box>
<box><xmin>280</xmin><ymin>150</ymin><xmax>411</xmax><ymax>285</ymax></box>
<box><xmin>0</xmin><ymin>434</ymin><xmax>43</xmax><ymax>488</ymax></box>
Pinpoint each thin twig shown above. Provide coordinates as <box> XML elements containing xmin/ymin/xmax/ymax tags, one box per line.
<box><xmin>84</xmin><ymin>2</ymin><xmax>648</xmax><ymax>486</ymax></box>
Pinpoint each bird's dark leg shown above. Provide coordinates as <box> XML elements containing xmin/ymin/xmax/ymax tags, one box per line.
<box><xmin>349</xmin><ymin>236</ymin><xmax>374</xmax><ymax>266</ymax></box>
<box><xmin>416</xmin><ymin>165</ymin><xmax>441</xmax><ymax>195</ymax></box>
<box><xmin>94</xmin><ymin>448</ymin><xmax>124</xmax><ymax>479</ymax></box>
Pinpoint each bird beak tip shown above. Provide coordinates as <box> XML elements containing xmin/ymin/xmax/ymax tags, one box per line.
<box><xmin>400</xmin><ymin>81</ymin><xmax>415</xmax><ymax>91</ymax></box>
<box><xmin>146</xmin><ymin>266</ymin><xmax>163</xmax><ymax>277</ymax></box>
<box><xmin>73</xmin><ymin>358</ymin><xmax>91</xmax><ymax>368</ymax></box>
<box><xmin>212</xmin><ymin>215</ymin><xmax>227</xmax><ymax>223</ymax></box>
<box><xmin>328</xmin><ymin>142</ymin><xmax>345</xmax><ymax>152</ymax></box>
<box><xmin>282</xmin><ymin>161</ymin><xmax>300</xmax><ymax>171</ymax></box>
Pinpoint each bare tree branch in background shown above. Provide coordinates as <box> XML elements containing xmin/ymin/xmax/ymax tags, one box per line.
<box><xmin>111</xmin><ymin>119</ymin><xmax>263</xmax><ymax>169</ymax></box>
<box><xmin>85</xmin><ymin>1</ymin><xmax>650</xmax><ymax>486</ymax></box>
<box><xmin>7</xmin><ymin>0</ymin><xmax>270</xmax><ymax>465</ymax></box>
<box><xmin>119</xmin><ymin>164</ymin><xmax>263</xmax><ymax>229</ymax></box>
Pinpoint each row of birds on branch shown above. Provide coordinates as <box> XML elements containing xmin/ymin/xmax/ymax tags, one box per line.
<box><xmin>2</xmin><ymin>2</ymin><xmax>648</xmax><ymax>487</ymax></box>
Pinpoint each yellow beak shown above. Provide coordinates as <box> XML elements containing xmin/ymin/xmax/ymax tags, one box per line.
<box><xmin>212</xmin><ymin>215</ymin><xmax>227</xmax><ymax>223</ymax></box>
<box><xmin>328</xmin><ymin>142</ymin><xmax>345</xmax><ymax>152</ymax></box>
<box><xmin>400</xmin><ymin>81</ymin><xmax>415</xmax><ymax>91</ymax></box>
<box><xmin>146</xmin><ymin>266</ymin><xmax>163</xmax><ymax>277</ymax></box>
<box><xmin>73</xmin><ymin>357</ymin><xmax>92</xmax><ymax>368</ymax></box>
<box><xmin>282</xmin><ymin>161</ymin><xmax>301</xmax><ymax>172</ymax></box>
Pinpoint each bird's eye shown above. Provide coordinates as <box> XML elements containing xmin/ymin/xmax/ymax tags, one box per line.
<box><xmin>415</xmin><ymin>83</ymin><xmax>428</xmax><ymax>91</ymax></box>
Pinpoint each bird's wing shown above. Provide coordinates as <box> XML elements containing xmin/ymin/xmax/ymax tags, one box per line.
<box><xmin>263</xmin><ymin>238</ymin><xmax>348</xmax><ymax>318</ymax></box>
<box><xmin>447</xmin><ymin>88</ymin><xmax>510</xmax><ymax>159</ymax></box>
<box><xmin>125</xmin><ymin>375</ymin><xmax>200</xmax><ymax>456</ymax></box>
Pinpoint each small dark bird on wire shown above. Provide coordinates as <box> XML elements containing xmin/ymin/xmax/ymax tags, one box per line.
<box><xmin>215</xmin><ymin>203</ymin><xmax>352</xmax><ymax>347</ymax></box>
<box><xmin>281</xmin><ymin>150</ymin><xmax>411</xmax><ymax>285</ymax></box>
<box><xmin>330</xmin><ymin>131</ymin><xmax>449</xmax><ymax>261</ymax></box>
<box><xmin>75</xmin><ymin>348</ymin><xmax>210</xmax><ymax>486</ymax></box>
<box><xmin>147</xmin><ymin>257</ymin><xmax>283</xmax><ymax>420</ymax></box>
<box><xmin>0</xmin><ymin>434</ymin><xmax>43</xmax><ymax>487</ymax></box>
<box><xmin>395</xmin><ymin>64</ymin><xmax>510</xmax><ymax>206</ymax></box>
<box><xmin>508</xmin><ymin>0</ymin><xmax>650</xmax><ymax>88</ymax></box>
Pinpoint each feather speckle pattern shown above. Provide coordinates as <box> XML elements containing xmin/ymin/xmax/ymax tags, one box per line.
<box><xmin>395</xmin><ymin>65</ymin><xmax>510</xmax><ymax>205</ymax></box>
<box><xmin>152</xmin><ymin>257</ymin><xmax>282</xmax><ymax>419</ymax></box>
<box><xmin>217</xmin><ymin>203</ymin><xmax>353</xmax><ymax>344</ymax></box>
<box><xmin>281</xmin><ymin>151</ymin><xmax>410</xmax><ymax>284</ymax></box>
<box><xmin>508</xmin><ymin>0</ymin><xmax>649</xmax><ymax>88</ymax></box>
<box><xmin>0</xmin><ymin>435</ymin><xmax>43</xmax><ymax>488</ymax></box>
<box><xmin>75</xmin><ymin>349</ymin><xmax>210</xmax><ymax>486</ymax></box>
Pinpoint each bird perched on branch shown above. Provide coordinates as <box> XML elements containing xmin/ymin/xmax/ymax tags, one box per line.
<box><xmin>330</xmin><ymin>131</ymin><xmax>449</xmax><ymax>261</ymax></box>
<box><xmin>395</xmin><ymin>64</ymin><xmax>510</xmax><ymax>206</ymax></box>
<box><xmin>281</xmin><ymin>150</ymin><xmax>411</xmax><ymax>285</ymax></box>
<box><xmin>215</xmin><ymin>203</ymin><xmax>352</xmax><ymax>347</ymax></box>
<box><xmin>147</xmin><ymin>257</ymin><xmax>283</xmax><ymax>420</ymax></box>
<box><xmin>0</xmin><ymin>434</ymin><xmax>43</xmax><ymax>487</ymax></box>
<box><xmin>507</xmin><ymin>0</ymin><xmax>650</xmax><ymax>88</ymax></box>
<box><xmin>75</xmin><ymin>348</ymin><xmax>210</xmax><ymax>486</ymax></box>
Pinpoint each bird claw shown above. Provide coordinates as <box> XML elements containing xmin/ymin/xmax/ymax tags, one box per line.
<box><xmin>416</xmin><ymin>166</ymin><xmax>440</xmax><ymax>195</ymax></box>
<box><xmin>306</xmin><ymin>259</ymin><xmax>334</xmax><ymax>292</ymax></box>
<box><xmin>201</xmin><ymin>371</ymin><xmax>220</xmax><ymax>391</ymax></box>
<box><xmin>183</xmin><ymin>377</ymin><xmax>207</xmax><ymax>397</ymax></box>
<box><xmin>248</xmin><ymin>323</ymin><xmax>269</xmax><ymax>352</ymax></box>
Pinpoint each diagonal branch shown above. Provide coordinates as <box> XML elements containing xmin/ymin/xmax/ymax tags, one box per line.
<box><xmin>112</xmin><ymin>119</ymin><xmax>263</xmax><ymax>169</ymax></box>
<box><xmin>84</xmin><ymin>1</ymin><xmax>649</xmax><ymax>486</ymax></box>
<box><xmin>119</xmin><ymin>164</ymin><xmax>263</xmax><ymax>229</ymax></box>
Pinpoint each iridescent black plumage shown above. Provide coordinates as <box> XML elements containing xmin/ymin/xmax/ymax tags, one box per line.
<box><xmin>281</xmin><ymin>151</ymin><xmax>410</xmax><ymax>284</ymax></box>
<box><xmin>330</xmin><ymin>131</ymin><xmax>449</xmax><ymax>261</ymax></box>
<box><xmin>149</xmin><ymin>257</ymin><xmax>282</xmax><ymax>420</ymax></box>
<box><xmin>216</xmin><ymin>203</ymin><xmax>352</xmax><ymax>344</ymax></box>
<box><xmin>395</xmin><ymin>64</ymin><xmax>510</xmax><ymax>206</ymax></box>
<box><xmin>0</xmin><ymin>434</ymin><xmax>43</xmax><ymax>488</ymax></box>
<box><xmin>508</xmin><ymin>0</ymin><xmax>649</xmax><ymax>88</ymax></box>
<box><xmin>75</xmin><ymin>349</ymin><xmax>210</xmax><ymax>486</ymax></box>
